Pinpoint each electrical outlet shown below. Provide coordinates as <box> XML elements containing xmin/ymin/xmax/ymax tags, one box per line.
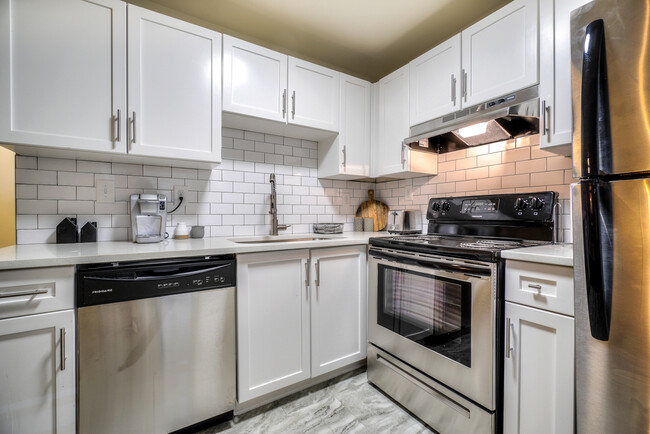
<box><xmin>172</xmin><ymin>185</ymin><xmax>186</xmax><ymax>206</ymax></box>
<box><xmin>405</xmin><ymin>186</ymin><xmax>413</xmax><ymax>200</ymax></box>
<box><xmin>96</xmin><ymin>179</ymin><xmax>115</xmax><ymax>203</ymax></box>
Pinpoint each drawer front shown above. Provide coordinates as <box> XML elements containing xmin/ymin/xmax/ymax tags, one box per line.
<box><xmin>0</xmin><ymin>267</ymin><xmax>75</xmax><ymax>319</ymax></box>
<box><xmin>505</xmin><ymin>260</ymin><xmax>574</xmax><ymax>316</ymax></box>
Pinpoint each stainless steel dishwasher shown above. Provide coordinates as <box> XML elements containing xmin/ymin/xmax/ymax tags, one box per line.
<box><xmin>76</xmin><ymin>255</ymin><xmax>236</xmax><ymax>433</ymax></box>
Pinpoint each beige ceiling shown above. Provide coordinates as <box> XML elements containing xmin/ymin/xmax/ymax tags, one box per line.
<box><xmin>130</xmin><ymin>0</ymin><xmax>511</xmax><ymax>82</ymax></box>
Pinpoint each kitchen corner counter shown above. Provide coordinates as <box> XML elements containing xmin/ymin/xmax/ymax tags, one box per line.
<box><xmin>501</xmin><ymin>243</ymin><xmax>573</xmax><ymax>267</ymax></box>
<box><xmin>0</xmin><ymin>232</ymin><xmax>387</xmax><ymax>271</ymax></box>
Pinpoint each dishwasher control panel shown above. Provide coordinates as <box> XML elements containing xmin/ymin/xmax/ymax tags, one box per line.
<box><xmin>76</xmin><ymin>256</ymin><xmax>236</xmax><ymax>307</ymax></box>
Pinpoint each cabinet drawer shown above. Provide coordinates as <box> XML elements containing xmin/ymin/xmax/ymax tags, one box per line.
<box><xmin>505</xmin><ymin>260</ymin><xmax>573</xmax><ymax>316</ymax></box>
<box><xmin>0</xmin><ymin>267</ymin><xmax>74</xmax><ymax>319</ymax></box>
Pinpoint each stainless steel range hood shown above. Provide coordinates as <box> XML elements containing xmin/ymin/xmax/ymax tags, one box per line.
<box><xmin>405</xmin><ymin>86</ymin><xmax>539</xmax><ymax>154</ymax></box>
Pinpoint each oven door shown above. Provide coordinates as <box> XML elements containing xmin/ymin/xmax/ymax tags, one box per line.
<box><xmin>368</xmin><ymin>247</ymin><xmax>497</xmax><ymax>410</ymax></box>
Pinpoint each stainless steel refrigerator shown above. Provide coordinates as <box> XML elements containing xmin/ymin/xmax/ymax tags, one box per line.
<box><xmin>571</xmin><ymin>0</ymin><xmax>650</xmax><ymax>432</ymax></box>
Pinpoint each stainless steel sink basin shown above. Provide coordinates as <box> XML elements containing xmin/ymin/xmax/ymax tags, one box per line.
<box><xmin>229</xmin><ymin>235</ymin><xmax>345</xmax><ymax>244</ymax></box>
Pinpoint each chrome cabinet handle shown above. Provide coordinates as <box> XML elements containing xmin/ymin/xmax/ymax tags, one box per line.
<box><xmin>130</xmin><ymin>112</ymin><xmax>137</xmax><ymax>147</ymax></box>
<box><xmin>545</xmin><ymin>103</ymin><xmax>551</xmax><ymax>140</ymax></box>
<box><xmin>541</xmin><ymin>100</ymin><xmax>546</xmax><ymax>136</ymax></box>
<box><xmin>462</xmin><ymin>69</ymin><xmax>468</xmax><ymax>101</ymax></box>
<box><xmin>60</xmin><ymin>328</ymin><xmax>66</xmax><ymax>371</ymax></box>
<box><xmin>451</xmin><ymin>74</ymin><xmax>456</xmax><ymax>103</ymax></box>
<box><xmin>304</xmin><ymin>261</ymin><xmax>309</xmax><ymax>287</ymax></box>
<box><xmin>315</xmin><ymin>260</ymin><xmax>320</xmax><ymax>287</ymax></box>
<box><xmin>528</xmin><ymin>283</ymin><xmax>542</xmax><ymax>290</ymax></box>
<box><xmin>282</xmin><ymin>89</ymin><xmax>287</xmax><ymax>118</ymax></box>
<box><xmin>0</xmin><ymin>288</ymin><xmax>48</xmax><ymax>299</ymax></box>
<box><xmin>116</xmin><ymin>109</ymin><xmax>121</xmax><ymax>143</ymax></box>
<box><xmin>291</xmin><ymin>91</ymin><xmax>296</xmax><ymax>119</ymax></box>
<box><xmin>505</xmin><ymin>318</ymin><xmax>512</xmax><ymax>359</ymax></box>
<box><xmin>342</xmin><ymin>146</ymin><xmax>347</xmax><ymax>168</ymax></box>
<box><xmin>401</xmin><ymin>144</ymin><xmax>407</xmax><ymax>168</ymax></box>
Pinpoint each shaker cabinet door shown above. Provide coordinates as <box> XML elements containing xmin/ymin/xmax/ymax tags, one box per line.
<box><xmin>374</xmin><ymin>65</ymin><xmax>410</xmax><ymax>177</ymax></box>
<box><xmin>0</xmin><ymin>310</ymin><xmax>75</xmax><ymax>434</ymax></box>
<box><xmin>236</xmin><ymin>250</ymin><xmax>311</xmax><ymax>403</ymax></box>
<box><xmin>409</xmin><ymin>33</ymin><xmax>462</xmax><ymax>126</ymax></box>
<box><xmin>127</xmin><ymin>5</ymin><xmax>221</xmax><ymax>163</ymax></box>
<box><xmin>288</xmin><ymin>57</ymin><xmax>339</xmax><ymax>132</ymax></box>
<box><xmin>538</xmin><ymin>0</ymin><xmax>591</xmax><ymax>153</ymax></box>
<box><xmin>0</xmin><ymin>0</ymin><xmax>127</xmax><ymax>153</ymax></box>
<box><xmin>310</xmin><ymin>246</ymin><xmax>367</xmax><ymax>377</ymax></box>
<box><xmin>223</xmin><ymin>35</ymin><xmax>288</xmax><ymax>123</ymax></box>
<box><xmin>503</xmin><ymin>302</ymin><xmax>574</xmax><ymax>434</ymax></box>
<box><xmin>461</xmin><ymin>0</ymin><xmax>538</xmax><ymax>107</ymax></box>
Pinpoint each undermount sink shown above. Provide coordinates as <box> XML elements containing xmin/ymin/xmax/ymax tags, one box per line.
<box><xmin>229</xmin><ymin>235</ymin><xmax>346</xmax><ymax>244</ymax></box>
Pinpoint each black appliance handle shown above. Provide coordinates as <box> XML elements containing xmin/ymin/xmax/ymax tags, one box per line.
<box><xmin>580</xmin><ymin>19</ymin><xmax>612</xmax><ymax>177</ymax></box>
<box><xmin>580</xmin><ymin>180</ymin><xmax>613</xmax><ymax>340</ymax></box>
<box><xmin>82</xmin><ymin>264</ymin><xmax>229</xmax><ymax>283</ymax></box>
<box><xmin>369</xmin><ymin>249</ymin><xmax>491</xmax><ymax>277</ymax></box>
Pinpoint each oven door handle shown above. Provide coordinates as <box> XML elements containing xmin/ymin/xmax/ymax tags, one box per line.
<box><xmin>369</xmin><ymin>250</ymin><xmax>491</xmax><ymax>277</ymax></box>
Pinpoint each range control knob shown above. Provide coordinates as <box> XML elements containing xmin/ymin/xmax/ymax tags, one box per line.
<box><xmin>432</xmin><ymin>202</ymin><xmax>441</xmax><ymax>212</ymax></box>
<box><xmin>530</xmin><ymin>197</ymin><xmax>544</xmax><ymax>210</ymax></box>
<box><xmin>441</xmin><ymin>201</ymin><xmax>450</xmax><ymax>212</ymax></box>
<box><xmin>514</xmin><ymin>197</ymin><xmax>528</xmax><ymax>211</ymax></box>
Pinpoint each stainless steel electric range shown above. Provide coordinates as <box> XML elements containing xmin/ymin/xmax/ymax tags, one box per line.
<box><xmin>367</xmin><ymin>192</ymin><xmax>557</xmax><ymax>434</ymax></box>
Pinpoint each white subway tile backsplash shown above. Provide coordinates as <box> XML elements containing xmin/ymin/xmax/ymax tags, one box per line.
<box><xmin>16</xmin><ymin>169</ymin><xmax>57</xmax><ymax>185</ymax></box>
<box><xmin>13</xmin><ymin>130</ymin><xmax>573</xmax><ymax>245</ymax></box>
<box><xmin>58</xmin><ymin>171</ymin><xmax>94</xmax><ymax>186</ymax></box>
<box><xmin>58</xmin><ymin>200</ymin><xmax>94</xmax><ymax>215</ymax></box>
<box><xmin>78</xmin><ymin>160</ymin><xmax>112</xmax><ymax>174</ymax></box>
<box><xmin>38</xmin><ymin>158</ymin><xmax>76</xmax><ymax>172</ymax></box>
<box><xmin>38</xmin><ymin>185</ymin><xmax>76</xmax><ymax>200</ymax></box>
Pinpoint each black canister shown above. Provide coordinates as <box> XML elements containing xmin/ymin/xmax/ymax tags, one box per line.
<box><xmin>56</xmin><ymin>217</ymin><xmax>79</xmax><ymax>243</ymax></box>
<box><xmin>80</xmin><ymin>222</ymin><xmax>98</xmax><ymax>243</ymax></box>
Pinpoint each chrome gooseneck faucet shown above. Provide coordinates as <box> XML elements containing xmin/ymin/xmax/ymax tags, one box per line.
<box><xmin>269</xmin><ymin>174</ymin><xmax>290</xmax><ymax>235</ymax></box>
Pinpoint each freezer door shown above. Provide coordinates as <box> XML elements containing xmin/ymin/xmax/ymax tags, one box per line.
<box><xmin>572</xmin><ymin>179</ymin><xmax>650</xmax><ymax>432</ymax></box>
<box><xmin>571</xmin><ymin>0</ymin><xmax>650</xmax><ymax>178</ymax></box>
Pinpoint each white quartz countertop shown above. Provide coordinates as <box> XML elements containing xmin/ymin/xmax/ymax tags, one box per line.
<box><xmin>0</xmin><ymin>232</ymin><xmax>386</xmax><ymax>271</ymax></box>
<box><xmin>501</xmin><ymin>243</ymin><xmax>574</xmax><ymax>267</ymax></box>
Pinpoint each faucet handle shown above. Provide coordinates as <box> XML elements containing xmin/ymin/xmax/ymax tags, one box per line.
<box><xmin>277</xmin><ymin>224</ymin><xmax>291</xmax><ymax>231</ymax></box>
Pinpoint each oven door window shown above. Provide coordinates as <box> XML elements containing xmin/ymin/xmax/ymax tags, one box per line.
<box><xmin>377</xmin><ymin>264</ymin><xmax>472</xmax><ymax>367</ymax></box>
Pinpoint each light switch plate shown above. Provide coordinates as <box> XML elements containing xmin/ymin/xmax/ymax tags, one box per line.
<box><xmin>96</xmin><ymin>179</ymin><xmax>115</xmax><ymax>203</ymax></box>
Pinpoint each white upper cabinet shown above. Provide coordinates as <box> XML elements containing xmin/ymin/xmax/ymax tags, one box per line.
<box><xmin>374</xmin><ymin>65</ymin><xmax>437</xmax><ymax>179</ymax></box>
<box><xmin>127</xmin><ymin>5</ymin><xmax>221</xmax><ymax>163</ymax></box>
<box><xmin>0</xmin><ymin>0</ymin><xmax>127</xmax><ymax>153</ymax></box>
<box><xmin>539</xmin><ymin>0</ymin><xmax>591</xmax><ymax>154</ymax></box>
<box><xmin>223</xmin><ymin>36</ymin><xmax>339</xmax><ymax>134</ymax></box>
<box><xmin>318</xmin><ymin>74</ymin><xmax>371</xmax><ymax>179</ymax></box>
<box><xmin>409</xmin><ymin>34</ymin><xmax>462</xmax><ymax>127</ymax></box>
<box><xmin>375</xmin><ymin>65</ymin><xmax>410</xmax><ymax>177</ymax></box>
<box><xmin>288</xmin><ymin>58</ymin><xmax>340</xmax><ymax>131</ymax></box>
<box><xmin>222</xmin><ymin>35</ymin><xmax>288</xmax><ymax>123</ymax></box>
<box><xmin>461</xmin><ymin>0</ymin><xmax>538</xmax><ymax>107</ymax></box>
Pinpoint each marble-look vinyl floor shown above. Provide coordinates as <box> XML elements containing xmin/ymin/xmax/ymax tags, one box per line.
<box><xmin>200</xmin><ymin>370</ymin><xmax>433</xmax><ymax>434</ymax></box>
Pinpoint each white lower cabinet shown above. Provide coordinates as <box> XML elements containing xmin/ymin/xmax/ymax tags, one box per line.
<box><xmin>237</xmin><ymin>246</ymin><xmax>367</xmax><ymax>404</ymax></box>
<box><xmin>0</xmin><ymin>310</ymin><xmax>76</xmax><ymax>434</ymax></box>
<box><xmin>504</xmin><ymin>260</ymin><xmax>574</xmax><ymax>434</ymax></box>
<box><xmin>309</xmin><ymin>247</ymin><xmax>367</xmax><ymax>377</ymax></box>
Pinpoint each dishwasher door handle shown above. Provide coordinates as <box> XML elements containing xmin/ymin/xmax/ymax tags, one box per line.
<box><xmin>83</xmin><ymin>264</ymin><xmax>230</xmax><ymax>282</ymax></box>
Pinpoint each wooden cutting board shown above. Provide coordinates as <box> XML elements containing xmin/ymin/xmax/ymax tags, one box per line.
<box><xmin>355</xmin><ymin>190</ymin><xmax>389</xmax><ymax>231</ymax></box>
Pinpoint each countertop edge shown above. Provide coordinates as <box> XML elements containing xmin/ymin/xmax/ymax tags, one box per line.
<box><xmin>0</xmin><ymin>233</ymin><xmax>385</xmax><ymax>271</ymax></box>
<box><xmin>501</xmin><ymin>243</ymin><xmax>574</xmax><ymax>267</ymax></box>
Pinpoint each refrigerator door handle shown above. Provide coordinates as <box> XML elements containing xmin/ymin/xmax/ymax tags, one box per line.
<box><xmin>580</xmin><ymin>180</ymin><xmax>613</xmax><ymax>340</ymax></box>
<box><xmin>580</xmin><ymin>19</ymin><xmax>612</xmax><ymax>177</ymax></box>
